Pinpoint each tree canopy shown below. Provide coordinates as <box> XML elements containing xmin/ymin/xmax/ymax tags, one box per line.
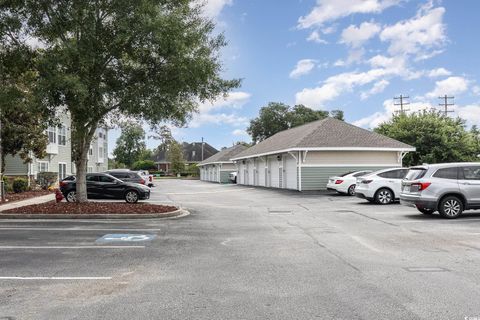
<box><xmin>247</xmin><ymin>102</ymin><xmax>343</xmax><ymax>143</ymax></box>
<box><xmin>0</xmin><ymin>46</ymin><xmax>49</xmax><ymax>170</ymax></box>
<box><xmin>113</xmin><ymin>122</ymin><xmax>147</xmax><ymax>168</ymax></box>
<box><xmin>0</xmin><ymin>0</ymin><xmax>239</xmax><ymax>201</ymax></box>
<box><xmin>375</xmin><ymin>111</ymin><xmax>479</xmax><ymax>167</ymax></box>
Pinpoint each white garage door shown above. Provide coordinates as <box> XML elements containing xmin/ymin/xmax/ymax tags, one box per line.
<box><xmin>257</xmin><ymin>159</ymin><xmax>266</xmax><ymax>186</ymax></box>
<box><xmin>238</xmin><ymin>162</ymin><xmax>245</xmax><ymax>184</ymax></box>
<box><xmin>284</xmin><ymin>154</ymin><xmax>297</xmax><ymax>190</ymax></box>
<box><xmin>247</xmin><ymin>160</ymin><xmax>255</xmax><ymax>185</ymax></box>
<box><xmin>269</xmin><ymin>157</ymin><xmax>280</xmax><ymax>188</ymax></box>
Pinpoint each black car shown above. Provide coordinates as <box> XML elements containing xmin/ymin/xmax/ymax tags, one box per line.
<box><xmin>60</xmin><ymin>173</ymin><xmax>150</xmax><ymax>203</ymax></box>
<box><xmin>105</xmin><ymin>170</ymin><xmax>146</xmax><ymax>185</ymax></box>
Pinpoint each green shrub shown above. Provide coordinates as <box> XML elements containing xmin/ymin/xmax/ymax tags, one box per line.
<box><xmin>12</xmin><ymin>178</ymin><xmax>28</xmax><ymax>193</ymax></box>
<box><xmin>37</xmin><ymin>172</ymin><xmax>58</xmax><ymax>190</ymax></box>
<box><xmin>1</xmin><ymin>176</ymin><xmax>11</xmax><ymax>193</ymax></box>
<box><xmin>131</xmin><ymin>160</ymin><xmax>156</xmax><ymax>171</ymax></box>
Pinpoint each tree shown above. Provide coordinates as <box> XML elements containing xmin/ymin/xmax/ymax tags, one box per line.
<box><xmin>246</xmin><ymin>102</ymin><xmax>340</xmax><ymax>143</ymax></box>
<box><xmin>1</xmin><ymin>1</ymin><xmax>239</xmax><ymax>201</ymax></box>
<box><xmin>375</xmin><ymin>111</ymin><xmax>478</xmax><ymax>167</ymax></box>
<box><xmin>113</xmin><ymin>122</ymin><xmax>147</xmax><ymax>168</ymax></box>
<box><xmin>247</xmin><ymin>102</ymin><xmax>290</xmax><ymax>143</ymax></box>
<box><xmin>0</xmin><ymin>46</ymin><xmax>50</xmax><ymax>171</ymax></box>
<box><xmin>168</xmin><ymin>141</ymin><xmax>185</xmax><ymax>175</ymax></box>
<box><xmin>132</xmin><ymin>160</ymin><xmax>156</xmax><ymax>171</ymax></box>
<box><xmin>330</xmin><ymin>109</ymin><xmax>344</xmax><ymax>121</ymax></box>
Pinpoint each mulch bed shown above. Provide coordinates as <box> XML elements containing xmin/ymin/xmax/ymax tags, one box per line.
<box><xmin>0</xmin><ymin>190</ymin><xmax>52</xmax><ymax>204</ymax></box>
<box><xmin>2</xmin><ymin>201</ymin><xmax>178</xmax><ymax>214</ymax></box>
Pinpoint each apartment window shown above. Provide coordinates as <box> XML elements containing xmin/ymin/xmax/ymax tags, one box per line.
<box><xmin>58</xmin><ymin>126</ymin><xmax>66</xmax><ymax>146</ymax></box>
<box><xmin>87</xmin><ymin>166</ymin><xmax>93</xmax><ymax>173</ymax></box>
<box><xmin>47</xmin><ymin>127</ymin><xmax>56</xmax><ymax>144</ymax></box>
<box><xmin>38</xmin><ymin>161</ymin><xmax>49</xmax><ymax>173</ymax></box>
<box><xmin>89</xmin><ymin>147</ymin><xmax>93</xmax><ymax>156</ymax></box>
<box><xmin>58</xmin><ymin>163</ymin><xmax>67</xmax><ymax>180</ymax></box>
<box><xmin>99</xmin><ymin>147</ymin><xmax>104</xmax><ymax>158</ymax></box>
<box><xmin>192</xmin><ymin>151</ymin><xmax>196</xmax><ymax>158</ymax></box>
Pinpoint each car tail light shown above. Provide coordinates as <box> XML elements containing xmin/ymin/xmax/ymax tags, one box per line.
<box><xmin>140</xmin><ymin>179</ymin><xmax>145</xmax><ymax>185</ymax></box>
<box><xmin>59</xmin><ymin>181</ymin><xmax>67</xmax><ymax>188</ymax></box>
<box><xmin>361</xmin><ymin>180</ymin><xmax>373</xmax><ymax>184</ymax></box>
<box><xmin>411</xmin><ymin>182</ymin><xmax>431</xmax><ymax>192</ymax></box>
<box><xmin>149</xmin><ymin>176</ymin><xmax>153</xmax><ymax>182</ymax></box>
<box><xmin>335</xmin><ymin>180</ymin><xmax>344</xmax><ymax>184</ymax></box>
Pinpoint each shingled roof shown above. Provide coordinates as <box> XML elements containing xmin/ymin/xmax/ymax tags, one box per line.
<box><xmin>232</xmin><ymin>117</ymin><xmax>414</xmax><ymax>160</ymax></box>
<box><xmin>199</xmin><ymin>144</ymin><xmax>248</xmax><ymax>165</ymax></box>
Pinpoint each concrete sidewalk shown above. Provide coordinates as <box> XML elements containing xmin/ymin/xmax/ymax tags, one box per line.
<box><xmin>0</xmin><ymin>194</ymin><xmax>55</xmax><ymax>212</ymax></box>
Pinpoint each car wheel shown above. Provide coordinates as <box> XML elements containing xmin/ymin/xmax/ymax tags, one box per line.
<box><xmin>66</xmin><ymin>191</ymin><xmax>76</xmax><ymax>202</ymax></box>
<box><xmin>125</xmin><ymin>190</ymin><xmax>139</xmax><ymax>203</ymax></box>
<box><xmin>347</xmin><ymin>184</ymin><xmax>356</xmax><ymax>196</ymax></box>
<box><xmin>438</xmin><ymin>196</ymin><xmax>463</xmax><ymax>219</ymax></box>
<box><xmin>375</xmin><ymin>188</ymin><xmax>394</xmax><ymax>205</ymax></box>
<box><xmin>417</xmin><ymin>208</ymin><xmax>434</xmax><ymax>215</ymax></box>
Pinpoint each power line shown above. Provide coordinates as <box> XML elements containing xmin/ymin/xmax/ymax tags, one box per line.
<box><xmin>438</xmin><ymin>95</ymin><xmax>455</xmax><ymax>116</ymax></box>
<box><xmin>394</xmin><ymin>95</ymin><xmax>410</xmax><ymax>114</ymax></box>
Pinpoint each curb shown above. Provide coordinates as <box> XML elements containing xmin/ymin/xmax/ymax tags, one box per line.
<box><xmin>0</xmin><ymin>208</ymin><xmax>190</xmax><ymax>220</ymax></box>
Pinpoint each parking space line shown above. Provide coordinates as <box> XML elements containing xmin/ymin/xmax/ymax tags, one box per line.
<box><xmin>0</xmin><ymin>246</ymin><xmax>145</xmax><ymax>249</ymax></box>
<box><xmin>166</xmin><ymin>188</ymin><xmax>254</xmax><ymax>195</ymax></box>
<box><xmin>0</xmin><ymin>227</ymin><xmax>161</xmax><ymax>231</ymax></box>
<box><xmin>0</xmin><ymin>276</ymin><xmax>112</xmax><ymax>280</ymax></box>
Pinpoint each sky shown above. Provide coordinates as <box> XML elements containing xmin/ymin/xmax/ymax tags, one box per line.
<box><xmin>108</xmin><ymin>0</ymin><xmax>480</xmax><ymax>154</ymax></box>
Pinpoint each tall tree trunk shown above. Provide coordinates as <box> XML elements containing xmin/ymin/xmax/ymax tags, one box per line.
<box><xmin>74</xmin><ymin>147</ymin><xmax>89</xmax><ymax>202</ymax></box>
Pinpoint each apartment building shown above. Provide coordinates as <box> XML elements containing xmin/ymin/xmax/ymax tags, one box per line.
<box><xmin>3</xmin><ymin>113</ymin><xmax>108</xmax><ymax>182</ymax></box>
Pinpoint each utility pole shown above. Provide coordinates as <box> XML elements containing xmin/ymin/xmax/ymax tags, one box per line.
<box><xmin>438</xmin><ymin>95</ymin><xmax>455</xmax><ymax>116</ymax></box>
<box><xmin>394</xmin><ymin>95</ymin><xmax>410</xmax><ymax>114</ymax></box>
<box><xmin>201</xmin><ymin>137</ymin><xmax>204</xmax><ymax>161</ymax></box>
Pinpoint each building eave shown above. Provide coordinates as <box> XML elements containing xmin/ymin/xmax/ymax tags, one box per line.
<box><xmin>230</xmin><ymin>147</ymin><xmax>416</xmax><ymax>161</ymax></box>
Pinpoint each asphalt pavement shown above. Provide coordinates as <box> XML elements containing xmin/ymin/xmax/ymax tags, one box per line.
<box><xmin>1</xmin><ymin>179</ymin><xmax>480</xmax><ymax>319</ymax></box>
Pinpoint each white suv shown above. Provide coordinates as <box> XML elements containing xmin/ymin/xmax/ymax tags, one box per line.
<box><xmin>355</xmin><ymin>168</ymin><xmax>409</xmax><ymax>204</ymax></box>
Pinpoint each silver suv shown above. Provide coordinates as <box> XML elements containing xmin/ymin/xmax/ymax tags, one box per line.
<box><xmin>400</xmin><ymin>163</ymin><xmax>480</xmax><ymax>219</ymax></box>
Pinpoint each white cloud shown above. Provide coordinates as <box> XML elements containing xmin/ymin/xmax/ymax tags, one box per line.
<box><xmin>361</xmin><ymin>79</ymin><xmax>390</xmax><ymax>100</ymax></box>
<box><xmin>353</xmin><ymin>99</ymin><xmax>434</xmax><ymax>128</ymax></box>
<box><xmin>472</xmin><ymin>85</ymin><xmax>480</xmax><ymax>96</ymax></box>
<box><xmin>190</xmin><ymin>90</ymin><xmax>251</xmax><ymax>128</ymax></box>
<box><xmin>427</xmin><ymin>68</ymin><xmax>451</xmax><ymax>78</ymax></box>
<box><xmin>298</xmin><ymin>0</ymin><xmax>400</xmax><ymax>29</ymax></box>
<box><xmin>199</xmin><ymin>0</ymin><xmax>233</xmax><ymax>19</ymax></box>
<box><xmin>307</xmin><ymin>30</ymin><xmax>328</xmax><ymax>44</ymax></box>
<box><xmin>380</xmin><ymin>5</ymin><xmax>446</xmax><ymax>59</ymax></box>
<box><xmin>232</xmin><ymin>129</ymin><xmax>248</xmax><ymax>136</ymax></box>
<box><xmin>340</xmin><ymin>21</ymin><xmax>381</xmax><ymax>48</ymax></box>
<box><xmin>198</xmin><ymin>91</ymin><xmax>251</xmax><ymax>113</ymax></box>
<box><xmin>190</xmin><ymin>113</ymin><xmax>248</xmax><ymax>128</ymax></box>
<box><xmin>456</xmin><ymin>105</ymin><xmax>480</xmax><ymax>126</ymax></box>
<box><xmin>290</xmin><ymin>59</ymin><xmax>317</xmax><ymax>79</ymax></box>
<box><xmin>426</xmin><ymin>76</ymin><xmax>469</xmax><ymax>98</ymax></box>
<box><xmin>295</xmin><ymin>55</ymin><xmax>413</xmax><ymax>108</ymax></box>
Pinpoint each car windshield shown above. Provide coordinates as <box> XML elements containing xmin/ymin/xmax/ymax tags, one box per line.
<box><xmin>404</xmin><ymin>168</ymin><xmax>427</xmax><ymax>180</ymax></box>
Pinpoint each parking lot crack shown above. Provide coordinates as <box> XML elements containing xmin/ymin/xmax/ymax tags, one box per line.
<box><xmin>286</xmin><ymin>221</ymin><xmax>361</xmax><ymax>273</ymax></box>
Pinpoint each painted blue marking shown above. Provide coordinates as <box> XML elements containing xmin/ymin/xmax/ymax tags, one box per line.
<box><xmin>96</xmin><ymin>234</ymin><xmax>156</xmax><ymax>243</ymax></box>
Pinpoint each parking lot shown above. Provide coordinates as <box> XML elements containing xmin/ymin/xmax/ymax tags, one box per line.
<box><xmin>1</xmin><ymin>179</ymin><xmax>480</xmax><ymax>319</ymax></box>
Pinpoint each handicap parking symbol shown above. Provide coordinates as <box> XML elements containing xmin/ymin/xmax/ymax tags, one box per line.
<box><xmin>96</xmin><ymin>234</ymin><xmax>156</xmax><ymax>243</ymax></box>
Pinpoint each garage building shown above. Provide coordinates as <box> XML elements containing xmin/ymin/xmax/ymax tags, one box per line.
<box><xmin>199</xmin><ymin>144</ymin><xmax>248</xmax><ymax>183</ymax></box>
<box><xmin>231</xmin><ymin>118</ymin><xmax>415</xmax><ymax>191</ymax></box>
